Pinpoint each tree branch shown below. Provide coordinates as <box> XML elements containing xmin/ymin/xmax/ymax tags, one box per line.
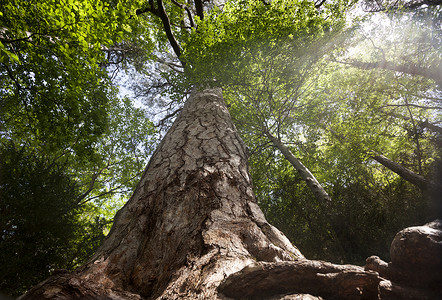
<box><xmin>170</xmin><ymin>0</ymin><xmax>196</xmax><ymax>28</ymax></box>
<box><xmin>336</xmin><ymin>59</ymin><xmax>442</xmax><ymax>85</ymax></box>
<box><xmin>380</xmin><ymin>103</ymin><xmax>442</xmax><ymax>110</ymax></box>
<box><xmin>421</xmin><ymin>120</ymin><xmax>442</xmax><ymax>135</ymax></box>
<box><xmin>194</xmin><ymin>0</ymin><xmax>205</xmax><ymax>20</ymax></box>
<box><xmin>135</xmin><ymin>0</ymin><xmax>184</xmax><ymax>62</ymax></box>
<box><xmin>380</xmin><ymin>110</ymin><xmax>442</xmax><ymax>135</ymax></box>
<box><xmin>315</xmin><ymin>0</ymin><xmax>328</xmax><ymax>9</ymax></box>
<box><xmin>136</xmin><ymin>0</ymin><xmax>160</xmax><ymax>16</ymax></box>
<box><xmin>77</xmin><ymin>172</ymin><xmax>142</xmax><ymax>206</ymax></box>
<box><xmin>75</xmin><ymin>171</ymin><xmax>103</xmax><ymax>204</ymax></box>
<box><xmin>264</xmin><ymin>130</ymin><xmax>332</xmax><ymax>204</ymax></box>
<box><xmin>327</xmin><ymin>127</ymin><xmax>437</xmax><ymax>191</ymax></box>
<box><xmin>157</xmin><ymin>107</ymin><xmax>183</xmax><ymax>127</ymax></box>
<box><xmin>371</xmin><ymin>154</ymin><xmax>437</xmax><ymax>190</ymax></box>
<box><xmin>2</xmin><ymin>63</ymin><xmax>22</xmax><ymax>93</ymax></box>
<box><xmin>362</xmin><ymin>0</ymin><xmax>442</xmax><ymax>12</ymax></box>
<box><xmin>157</xmin><ymin>0</ymin><xmax>183</xmax><ymax>59</ymax></box>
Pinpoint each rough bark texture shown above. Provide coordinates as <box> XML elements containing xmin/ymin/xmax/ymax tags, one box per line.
<box><xmin>265</xmin><ymin>132</ymin><xmax>331</xmax><ymax>203</ymax></box>
<box><xmin>390</xmin><ymin>219</ymin><xmax>442</xmax><ymax>272</ymax></box>
<box><xmin>20</xmin><ymin>88</ymin><xmax>303</xmax><ymax>299</ymax></box>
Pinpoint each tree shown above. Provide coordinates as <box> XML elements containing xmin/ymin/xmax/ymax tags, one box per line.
<box><xmin>265</xmin><ymin>131</ymin><xmax>332</xmax><ymax>203</ymax></box>
<box><xmin>21</xmin><ymin>88</ymin><xmax>384</xmax><ymax>300</ymax></box>
<box><xmin>231</xmin><ymin>5</ymin><xmax>441</xmax><ymax>264</ymax></box>
<box><xmin>0</xmin><ymin>0</ymin><xmax>130</xmax><ymax>147</ymax></box>
<box><xmin>362</xmin><ymin>0</ymin><xmax>442</xmax><ymax>12</ymax></box>
<box><xmin>19</xmin><ymin>88</ymin><xmax>301</xmax><ymax>298</ymax></box>
<box><xmin>336</xmin><ymin>4</ymin><xmax>441</xmax><ymax>86</ymax></box>
<box><xmin>182</xmin><ymin>0</ymin><xmax>343</xmax><ymax>205</ymax></box>
<box><xmin>16</xmin><ymin>0</ymin><xmax>441</xmax><ymax>298</ymax></box>
<box><xmin>327</xmin><ymin>126</ymin><xmax>438</xmax><ymax>191</ymax></box>
<box><xmin>17</xmin><ymin>0</ymin><xmax>391</xmax><ymax>298</ymax></box>
<box><xmin>0</xmin><ymin>0</ymin><xmax>152</xmax><ymax>205</ymax></box>
<box><xmin>0</xmin><ymin>96</ymin><xmax>157</xmax><ymax>297</ymax></box>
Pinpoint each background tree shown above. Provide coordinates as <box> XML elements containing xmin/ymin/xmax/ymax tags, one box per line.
<box><xmin>0</xmin><ymin>144</ymin><xmax>102</xmax><ymax>296</ymax></box>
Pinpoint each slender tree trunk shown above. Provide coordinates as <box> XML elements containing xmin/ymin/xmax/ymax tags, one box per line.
<box><xmin>265</xmin><ymin>132</ymin><xmax>332</xmax><ymax>204</ymax></box>
<box><xmin>20</xmin><ymin>88</ymin><xmax>303</xmax><ymax>299</ymax></box>
<box><xmin>327</xmin><ymin>127</ymin><xmax>437</xmax><ymax>192</ymax></box>
<box><xmin>371</xmin><ymin>154</ymin><xmax>437</xmax><ymax>191</ymax></box>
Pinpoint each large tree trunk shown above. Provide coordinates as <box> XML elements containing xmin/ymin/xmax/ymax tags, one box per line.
<box><xmin>20</xmin><ymin>88</ymin><xmax>303</xmax><ymax>299</ymax></box>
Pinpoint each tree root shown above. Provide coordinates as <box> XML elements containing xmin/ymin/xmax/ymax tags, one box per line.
<box><xmin>218</xmin><ymin>260</ymin><xmax>381</xmax><ymax>300</ymax></box>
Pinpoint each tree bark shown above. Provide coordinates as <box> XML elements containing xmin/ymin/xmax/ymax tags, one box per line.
<box><xmin>20</xmin><ymin>88</ymin><xmax>303</xmax><ymax>299</ymax></box>
<box><xmin>365</xmin><ymin>220</ymin><xmax>442</xmax><ymax>299</ymax></box>
<box><xmin>265</xmin><ymin>132</ymin><xmax>332</xmax><ymax>204</ymax></box>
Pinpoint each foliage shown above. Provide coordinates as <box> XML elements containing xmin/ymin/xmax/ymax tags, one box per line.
<box><xmin>72</xmin><ymin>96</ymin><xmax>157</xmax><ymax>215</ymax></box>
<box><xmin>183</xmin><ymin>0</ymin><xmax>347</xmax><ymax>88</ymax></box>
<box><xmin>250</xmin><ymin>106</ymin><xmax>435</xmax><ymax>264</ymax></box>
<box><xmin>0</xmin><ymin>143</ymin><xmax>109</xmax><ymax>297</ymax></box>
<box><xmin>0</xmin><ymin>0</ymin><xmax>159</xmax><ymax>216</ymax></box>
<box><xmin>1</xmin><ymin>0</ymin><xmax>440</xmax><ymax>295</ymax></box>
<box><xmin>245</xmin><ymin>8</ymin><xmax>441</xmax><ymax>264</ymax></box>
<box><xmin>135</xmin><ymin>0</ymin><xmax>439</xmax><ymax>266</ymax></box>
<box><xmin>0</xmin><ymin>0</ymin><xmax>142</xmax><ymax>152</ymax></box>
<box><xmin>0</xmin><ymin>94</ymin><xmax>156</xmax><ymax>296</ymax></box>
<box><xmin>0</xmin><ymin>1</ymin><xmax>158</xmax><ymax>296</ymax></box>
